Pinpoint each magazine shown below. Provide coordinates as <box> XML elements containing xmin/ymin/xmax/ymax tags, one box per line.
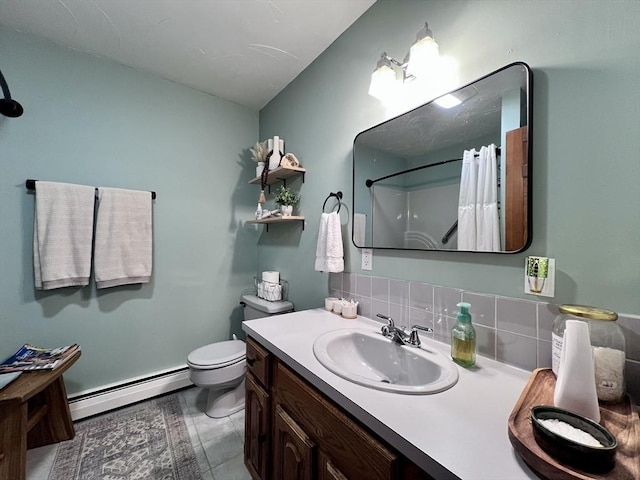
<box><xmin>0</xmin><ymin>371</ymin><xmax>22</xmax><ymax>390</ymax></box>
<box><xmin>0</xmin><ymin>343</ymin><xmax>80</xmax><ymax>373</ymax></box>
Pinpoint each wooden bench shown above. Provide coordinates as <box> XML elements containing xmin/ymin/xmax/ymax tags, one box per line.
<box><xmin>0</xmin><ymin>351</ymin><xmax>81</xmax><ymax>480</ymax></box>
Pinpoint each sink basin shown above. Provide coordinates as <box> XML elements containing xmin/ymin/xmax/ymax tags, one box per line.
<box><xmin>313</xmin><ymin>328</ymin><xmax>458</xmax><ymax>394</ymax></box>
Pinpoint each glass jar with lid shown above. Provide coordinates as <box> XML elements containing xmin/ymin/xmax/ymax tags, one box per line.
<box><xmin>552</xmin><ymin>304</ymin><xmax>626</xmax><ymax>402</ymax></box>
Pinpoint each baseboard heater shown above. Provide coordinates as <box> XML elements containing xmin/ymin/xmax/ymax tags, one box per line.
<box><xmin>68</xmin><ymin>366</ymin><xmax>193</xmax><ymax>421</ymax></box>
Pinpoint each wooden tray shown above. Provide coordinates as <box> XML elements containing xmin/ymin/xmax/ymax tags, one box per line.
<box><xmin>508</xmin><ymin>368</ymin><xmax>640</xmax><ymax>479</ymax></box>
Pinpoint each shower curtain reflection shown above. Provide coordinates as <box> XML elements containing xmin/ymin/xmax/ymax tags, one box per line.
<box><xmin>457</xmin><ymin>144</ymin><xmax>500</xmax><ymax>251</ymax></box>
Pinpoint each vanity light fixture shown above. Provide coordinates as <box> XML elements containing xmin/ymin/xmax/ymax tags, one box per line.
<box><xmin>406</xmin><ymin>22</ymin><xmax>440</xmax><ymax>79</ymax></box>
<box><xmin>368</xmin><ymin>21</ymin><xmax>440</xmax><ymax>102</ymax></box>
<box><xmin>367</xmin><ymin>54</ymin><xmax>398</xmax><ymax>100</ymax></box>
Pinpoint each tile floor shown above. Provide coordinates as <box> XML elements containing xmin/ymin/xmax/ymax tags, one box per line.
<box><xmin>26</xmin><ymin>386</ymin><xmax>252</xmax><ymax>480</ymax></box>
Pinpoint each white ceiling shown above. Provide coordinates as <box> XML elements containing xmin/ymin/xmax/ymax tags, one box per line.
<box><xmin>0</xmin><ymin>0</ymin><xmax>375</xmax><ymax>110</ymax></box>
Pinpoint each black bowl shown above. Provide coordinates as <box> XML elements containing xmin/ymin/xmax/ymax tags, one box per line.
<box><xmin>530</xmin><ymin>405</ymin><xmax>617</xmax><ymax>473</ymax></box>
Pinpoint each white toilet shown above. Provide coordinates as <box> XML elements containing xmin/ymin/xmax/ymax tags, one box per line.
<box><xmin>187</xmin><ymin>293</ymin><xmax>293</xmax><ymax>418</ymax></box>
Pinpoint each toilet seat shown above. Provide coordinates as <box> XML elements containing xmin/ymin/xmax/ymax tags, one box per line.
<box><xmin>187</xmin><ymin>340</ymin><xmax>245</xmax><ymax>369</ymax></box>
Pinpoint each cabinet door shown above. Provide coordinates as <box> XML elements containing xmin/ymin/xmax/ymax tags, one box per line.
<box><xmin>245</xmin><ymin>374</ymin><xmax>270</xmax><ymax>480</ymax></box>
<box><xmin>318</xmin><ymin>451</ymin><xmax>348</xmax><ymax>480</ymax></box>
<box><xmin>274</xmin><ymin>361</ymin><xmax>398</xmax><ymax>480</ymax></box>
<box><xmin>273</xmin><ymin>404</ymin><xmax>315</xmax><ymax>480</ymax></box>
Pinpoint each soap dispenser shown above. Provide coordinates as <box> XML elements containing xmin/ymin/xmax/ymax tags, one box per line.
<box><xmin>451</xmin><ymin>302</ymin><xmax>476</xmax><ymax>367</ymax></box>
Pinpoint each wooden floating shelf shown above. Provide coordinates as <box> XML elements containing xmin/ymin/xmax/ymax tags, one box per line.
<box><xmin>247</xmin><ymin>216</ymin><xmax>305</xmax><ymax>231</ymax></box>
<box><xmin>249</xmin><ymin>166</ymin><xmax>306</xmax><ymax>186</ymax></box>
<box><xmin>247</xmin><ymin>216</ymin><xmax>305</xmax><ymax>225</ymax></box>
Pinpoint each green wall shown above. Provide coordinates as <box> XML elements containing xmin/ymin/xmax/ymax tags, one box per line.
<box><xmin>259</xmin><ymin>0</ymin><xmax>640</xmax><ymax>315</ymax></box>
<box><xmin>0</xmin><ymin>29</ymin><xmax>259</xmax><ymax>394</ymax></box>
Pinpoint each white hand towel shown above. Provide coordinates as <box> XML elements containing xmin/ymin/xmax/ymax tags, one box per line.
<box><xmin>94</xmin><ymin>187</ymin><xmax>152</xmax><ymax>289</ymax></box>
<box><xmin>33</xmin><ymin>181</ymin><xmax>95</xmax><ymax>290</ymax></box>
<box><xmin>315</xmin><ymin>212</ymin><xmax>343</xmax><ymax>273</ymax></box>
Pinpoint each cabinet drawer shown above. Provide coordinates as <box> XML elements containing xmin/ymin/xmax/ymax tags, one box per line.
<box><xmin>246</xmin><ymin>337</ymin><xmax>271</xmax><ymax>389</ymax></box>
<box><xmin>274</xmin><ymin>360</ymin><xmax>399</xmax><ymax>480</ymax></box>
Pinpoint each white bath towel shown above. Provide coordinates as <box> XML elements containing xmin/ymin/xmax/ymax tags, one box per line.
<box><xmin>94</xmin><ymin>187</ymin><xmax>153</xmax><ymax>289</ymax></box>
<box><xmin>314</xmin><ymin>212</ymin><xmax>343</xmax><ymax>273</ymax></box>
<box><xmin>33</xmin><ymin>181</ymin><xmax>96</xmax><ymax>290</ymax></box>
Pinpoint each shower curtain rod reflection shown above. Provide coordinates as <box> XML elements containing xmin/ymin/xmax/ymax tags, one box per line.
<box><xmin>365</xmin><ymin>146</ymin><xmax>501</xmax><ymax>188</ymax></box>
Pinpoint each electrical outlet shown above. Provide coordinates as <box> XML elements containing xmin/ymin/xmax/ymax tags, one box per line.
<box><xmin>362</xmin><ymin>248</ymin><xmax>372</xmax><ymax>271</ymax></box>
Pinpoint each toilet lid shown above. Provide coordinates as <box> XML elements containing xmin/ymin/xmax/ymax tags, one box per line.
<box><xmin>188</xmin><ymin>340</ymin><xmax>246</xmax><ymax>368</ymax></box>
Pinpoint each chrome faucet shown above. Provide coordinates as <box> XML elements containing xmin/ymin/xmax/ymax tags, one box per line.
<box><xmin>377</xmin><ymin>314</ymin><xmax>433</xmax><ymax>347</ymax></box>
<box><xmin>408</xmin><ymin>325</ymin><xmax>434</xmax><ymax>347</ymax></box>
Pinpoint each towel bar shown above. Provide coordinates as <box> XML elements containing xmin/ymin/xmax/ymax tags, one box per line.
<box><xmin>25</xmin><ymin>179</ymin><xmax>156</xmax><ymax>199</ymax></box>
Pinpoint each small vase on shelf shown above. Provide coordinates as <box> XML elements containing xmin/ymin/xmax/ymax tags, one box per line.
<box><xmin>281</xmin><ymin>205</ymin><xmax>293</xmax><ymax>217</ymax></box>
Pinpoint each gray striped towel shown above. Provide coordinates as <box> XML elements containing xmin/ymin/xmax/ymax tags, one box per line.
<box><xmin>33</xmin><ymin>181</ymin><xmax>95</xmax><ymax>290</ymax></box>
<box><xmin>94</xmin><ymin>187</ymin><xmax>152</xmax><ymax>289</ymax></box>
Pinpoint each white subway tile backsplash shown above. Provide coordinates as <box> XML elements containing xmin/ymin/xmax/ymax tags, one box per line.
<box><xmin>537</xmin><ymin>339</ymin><xmax>552</xmax><ymax>368</ymax></box>
<box><xmin>496</xmin><ymin>297</ymin><xmax>538</xmax><ymax>338</ymax></box>
<box><xmin>329</xmin><ymin>272</ymin><xmax>342</xmax><ymax>292</ymax></box>
<box><xmin>409</xmin><ymin>307</ymin><xmax>434</xmax><ymax>334</ymax></box>
<box><xmin>434</xmin><ymin>286</ymin><xmax>462</xmax><ymax>317</ymax></box>
<box><xmin>357</xmin><ymin>295</ymin><xmax>371</xmax><ymax>319</ymax></box>
<box><xmin>355</xmin><ymin>275</ymin><xmax>372</xmax><ymax>297</ymax></box>
<box><xmin>462</xmin><ymin>292</ymin><xmax>496</xmax><ymax>328</ymax></box>
<box><xmin>342</xmin><ymin>273</ymin><xmax>355</xmax><ymax>294</ymax></box>
<box><xmin>389</xmin><ymin>279</ymin><xmax>409</xmax><ymax>306</ymax></box>
<box><xmin>409</xmin><ymin>282</ymin><xmax>434</xmax><ymax>312</ymax></box>
<box><xmin>371</xmin><ymin>276</ymin><xmax>389</xmax><ymax>302</ymax></box>
<box><xmin>496</xmin><ymin>331</ymin><xmax>538</xmax><ymax>371</ymax></box>
<box><xmin>370</xmin><ymin>299</ymin><xmax>389</xmax><ymax>319</ymax></box>
<box><xmin>475</xmin><ymin>324</ymin><xmax>496</xmax><ymax>358</ymax></box>
<box><xmin>389</xmin><ymin>302</ymin><xmax>409</xmax><ymax>327</ymax></box>
<box><xmin>537</xmin><ymin>303</ymin><xmax>559</xmax><ymax>341</ymax></box>
<box><xmin>433</xmin><ymin>314</ymin><xmax>454</xmax><ymax>345</ymax></box>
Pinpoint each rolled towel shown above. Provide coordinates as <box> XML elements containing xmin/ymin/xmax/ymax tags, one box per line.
<box><xmin>94</xmin><ymin>187</ymin><xmax>153</xmax><ymax>288</ymax></box>
<box><xmin>33</xmin><ymin>181</ymin><xmax>96</xmax><ymax>290</ymax></box>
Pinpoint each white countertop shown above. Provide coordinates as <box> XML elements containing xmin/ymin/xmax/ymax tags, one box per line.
<box><xmin>243</xmin><ymin>309</ymin><xmax>539</xmax><ymax>480</ymax></box>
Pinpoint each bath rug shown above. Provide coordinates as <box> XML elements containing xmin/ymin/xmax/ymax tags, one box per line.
<box><xmin>49</xmin><ymin>393</ymin><xmax>201</xmax><ymax>480</ymax></box>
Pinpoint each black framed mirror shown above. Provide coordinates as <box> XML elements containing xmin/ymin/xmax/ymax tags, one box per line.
<box><xmin>352</xmin><ymin>62</ymin><xmax>532</xmax><ymax>253</ymax></box>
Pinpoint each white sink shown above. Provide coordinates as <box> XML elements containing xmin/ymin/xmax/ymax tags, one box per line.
<box><xmin>313</xmin><ymin>328</ymin><xmax>459</xmax><ymax>394</ymax></box>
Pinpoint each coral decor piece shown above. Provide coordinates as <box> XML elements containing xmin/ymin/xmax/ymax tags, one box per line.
<box><xmin>281</xmin><ymin>153</ymin><xmax>300</xmax><ymax>168</ymax></box>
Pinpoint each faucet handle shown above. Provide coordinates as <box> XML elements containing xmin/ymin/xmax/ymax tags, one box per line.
<box><xmin>411</xmin><ymin>324</ymin><xmax>433</xmax><ymax>333</ymax></box>
<box><xmin>376</xmin><ymin>313</ymin><xmax>394</xmax><ymax>327</ymax></box>
<box><xmin>409</xmin><ymin>328</ymin><xmax>421</xmax><ymax>347</ymax></box>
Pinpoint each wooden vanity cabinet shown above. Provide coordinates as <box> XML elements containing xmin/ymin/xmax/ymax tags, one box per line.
<box><xmin>244</xmin><ymin>336</ymin><xmax>434</xmax><ymax>480</ymax></box>
<box><xmin>244</xmin><ymin>338</ymin><xmax>272</xmax><ymax>480</ymax></box>
<box><xmin>273</xmin><ymin>404</ymin><xmax>315</xmax><ymax>480</ymax></box>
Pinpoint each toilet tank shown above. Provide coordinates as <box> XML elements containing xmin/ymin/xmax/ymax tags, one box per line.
<box><xmin>241</xmin><ymin>294</ymin><xmax>293</xmax><ymax>320</ymax></box>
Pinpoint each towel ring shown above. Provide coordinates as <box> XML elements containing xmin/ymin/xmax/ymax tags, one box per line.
<box><xmin>322</xmin><ymin>191</ymin><xmax>342</xmax><ymax>213</ymax></box>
